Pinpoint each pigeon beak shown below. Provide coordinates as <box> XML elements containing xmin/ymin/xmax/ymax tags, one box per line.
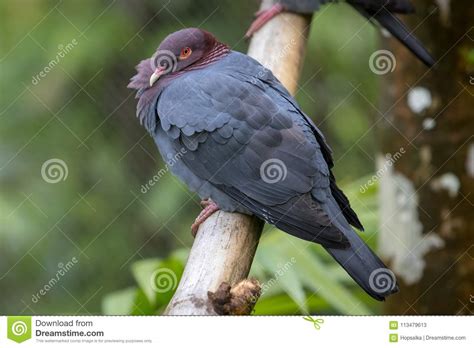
<box><xmin>149</xmin><ymin>67</ymin><xmax>166</xmax><ymax>87</ymax></box>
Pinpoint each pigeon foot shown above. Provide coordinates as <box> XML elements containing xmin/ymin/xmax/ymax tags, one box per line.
<box><xmin>191</xmin><ymin>199</ymin><xmax>220</xmax><ymax>237</ymax></box>
<box><xmin>245</xmin><ymin>3</ymin><xmax>285</xmax><ymax>38</ymax></box>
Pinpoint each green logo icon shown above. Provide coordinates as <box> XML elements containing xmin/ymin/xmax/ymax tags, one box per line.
<box><xmin>7</xmin><ymin>316</ymin><xmax>32</xmax><ymax>343</ymax></box>
<box><xmin>389</xmin><ymin>333</ymin><xmax>398</xmax><ymax>343</ymax></box>
<box><xmin>389</xmin><ymin>321</ymin><xmax>398</xmax><ymax>330</ymax></box>
<box><xmin>303</xmin><ymin>316</ymin><xmax>324</xmax><ymax>330</ymax></box>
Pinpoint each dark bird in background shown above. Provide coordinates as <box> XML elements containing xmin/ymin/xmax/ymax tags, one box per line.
<box><xmin>128</xmin><ymin>28</ymin><xmax>399</xmax><ymax>301</ymax></box>
<box><xmin>246</xmin><ymin>0</ymin><xmax>435</xmax><ymax>67</ymax></box>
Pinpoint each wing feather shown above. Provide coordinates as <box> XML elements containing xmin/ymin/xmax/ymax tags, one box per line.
<box><xmin>156</xmin><ymin>57</ymin><xmax>361</xmax><ymax>247</ymax></box>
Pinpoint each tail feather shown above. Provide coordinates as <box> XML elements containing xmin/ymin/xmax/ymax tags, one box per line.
<box><xmin>354</xmin><ymin>6</ymin><xmax>435</xmax><ymax>67</ymax></box>
<box><xmin>324</xmin><ymin>198</ymin><xmax>399</xmax><ymax>301</ymax></box>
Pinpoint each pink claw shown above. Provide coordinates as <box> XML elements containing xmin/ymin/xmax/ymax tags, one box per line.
<box><xmin>245</xmin><ymin>3</ymin><xmax>285</xmax><ymax>38</ymax></box>
<box><xmin>191</xmin><ymin>199</ymin><xmax>220</xmax><ymax>237</ymax></box>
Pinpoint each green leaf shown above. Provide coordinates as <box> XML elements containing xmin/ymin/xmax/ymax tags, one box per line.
<box><xmin>131</xmin><ymin>257</ymin><xmax>184</xmax><ymax>308</ymax></box>
<box><xmin>256</xmin><ymin>230</ymin><xmax>372</xmax><ymax>315</ymax></box>
<box><xmin>152</xmin><ymin>258</ymin><xmax>184</xmax><ymax>308</ymax></box>
<box><xmin>255</xmin><ymin>233</ymin><xmax>307</xmax><ymax>312</ymax></box>
<box><xmin>131</xmin><ymin>289</ymin><xmax>156</xmax><ymax>315</ymax></box>
<box><xmin>170</xmin><ymin>248</ymin><xmax>190</xmax><ymax>265</ymax></box>
<box><xmin>101</xmin><ymin>287</ymin><xmax>154</xmax><ymax>315</ymax></box>
<box><xmin>294</xmin><ymin>246</ymin><xmax>372</xmax><ymax>315</ymax></box>
<box><xmin>254</xmin><ymin>293</ymin><xmax>331</xmax><ymax>315</ymax></box>
<box><xmin>131</xmin><ymin>258</ymin><xmax>162</xmax><ymax>306</ymax></box>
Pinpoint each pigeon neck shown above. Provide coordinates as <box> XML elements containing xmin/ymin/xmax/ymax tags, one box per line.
<box><xmin>186</xmin><ymin>41</ymin><xmax>230</xmax><ymax>71</ymax></box>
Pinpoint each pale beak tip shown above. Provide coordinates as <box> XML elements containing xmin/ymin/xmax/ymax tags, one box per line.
<box><xmin>149</xmin><ymin>71</ymin><xmax>160</xmax><ymax>87</ymax></box>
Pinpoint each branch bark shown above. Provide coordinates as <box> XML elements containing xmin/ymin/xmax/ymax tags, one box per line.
<box><xmin>164</xmin><ymin>0</ymin><xmax>312</xmax><ymax>315</ymax></box>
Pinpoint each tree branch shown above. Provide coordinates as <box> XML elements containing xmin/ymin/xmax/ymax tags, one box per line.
<box><xmin>164</xmin><ymin>0</ymin><xmax>312</xmax><ymax>315</ymax></box>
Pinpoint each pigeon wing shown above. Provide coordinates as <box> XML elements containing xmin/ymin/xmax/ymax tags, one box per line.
<box><xmin>157</xmin><ymin>70</ymin><xmax>349</xmax><ymax>248</ymax></box>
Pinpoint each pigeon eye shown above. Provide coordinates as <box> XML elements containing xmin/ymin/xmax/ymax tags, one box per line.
<box><xmin>179</xmin><ymin>47</ymin><xmax>192</xmax><ymax>60</ymax></box>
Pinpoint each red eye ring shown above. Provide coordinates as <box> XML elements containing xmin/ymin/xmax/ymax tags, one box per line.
<box><xmin>179</xmin><ymin>47</ymin><xmax>192</xmax><ymax>60</ymax></box>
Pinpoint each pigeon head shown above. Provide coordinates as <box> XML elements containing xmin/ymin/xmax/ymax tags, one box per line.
<box><xmin>128</xmin><ymin>28</ymin><xmax>229</xmax><ymax>91</ymax></box>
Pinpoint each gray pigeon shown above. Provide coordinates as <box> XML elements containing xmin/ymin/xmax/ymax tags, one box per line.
<box><xmin>246</xmin><ymin>0</ymin><xmax>434</xmax><ymax>67</ymax></box>
<box><xmin>128</xmin><ymin>28</ymin><xmax>398</xmax><ymax>301</ymax></box>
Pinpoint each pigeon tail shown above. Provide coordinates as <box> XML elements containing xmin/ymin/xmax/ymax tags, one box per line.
<box><xmin>323</xmin><ymin>198</ymin><xmax>399</xmax><ymax>301</ymax></box>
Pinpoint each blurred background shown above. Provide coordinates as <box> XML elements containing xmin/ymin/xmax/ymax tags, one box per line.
<box><xmin>1</xmin><ymin>0</ymin><xmax>472</xmax><ymax>315</ymax></box>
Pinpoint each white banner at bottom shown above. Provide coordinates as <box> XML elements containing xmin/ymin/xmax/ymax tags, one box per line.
<box><xmin>0</xmin><ymin>316</ymin><xmax>471</xmax><ymax>347</ymax></box>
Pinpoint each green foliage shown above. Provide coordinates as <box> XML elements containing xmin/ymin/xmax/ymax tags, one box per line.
<box><xmin>255</xmin><ymin>232</ymin><xmax>371</xmax><ymax>314</ymax></box>
<box><xmin>102</xmin><ymin>250</ymin><xmax>186</xmax><ymax>315</ymax></box>
<box><xmin>102</xmin><ymin>288</ymin><xmax>154</xmax><ymax>316</ymax></box>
